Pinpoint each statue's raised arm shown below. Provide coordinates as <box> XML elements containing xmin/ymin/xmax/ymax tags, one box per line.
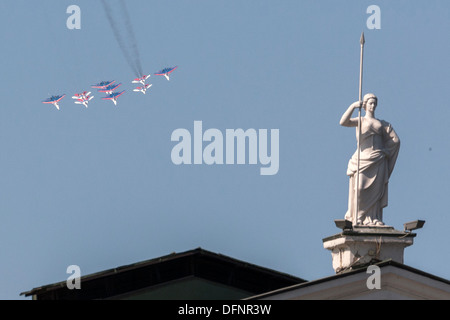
<box><xmin>340</xmin><ymin>101</ymin><xmax>363</xmax><ymax>127</ymax></box>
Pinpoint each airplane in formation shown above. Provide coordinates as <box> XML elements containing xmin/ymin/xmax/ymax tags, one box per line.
<box><xmin>72</xmin><ymin>91</ymin><xmax>94</xmax><ymax>108</ymax></box>
<box><xmin>42</xmin><ymin>94</ymin><xmax>66</xmax><ymax>110</ymax></box>
<box><xmin>72</xmin><ymin>91</ymin><xmax>92</xmax><ymax>100</ymax></box>
<box><xmin>91</xmin><ymin>80</ymin><xmax>115</xmax><ymax>89</ymax></box>
<box><xmin>97</xmin><ymin>83</ymin><xmax>122</xmax><ymax>95</ymax></box>
<box><xmin>43</xmin><ymin>66</ymin><xmax>178</xmax><ymax>109</ymax></box>
<box><xmin>132</xmin><ymin>74</ymin><xmax>151</xmax><ymax>85</ymax></box>
<box><xmin>102</xmin><ymin>91</ymin><xmax>125</xmax><ymax>106</ymax></box>
<box><xmin>75</xmin><ymin>96</ymin><xmax>94</xmax><ymax>108</ymax></box>
<box><xmin>133</xmin><ymin>83</ymin><xmax>152</xmax><ymax>94</ymax></box>
<box><xmin>154</xmin><ymin>66</ymin><xmax>178</xmax><ymax>81</ymax></box>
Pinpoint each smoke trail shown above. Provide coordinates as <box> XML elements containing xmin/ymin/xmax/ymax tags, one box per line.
<box><xmin>119</xmin><ymin>0</ymin><xmax>143</xmax><ymax>77</ymax></box>
<box><xmin>100</xmin><ymin>0</ymin><xmax>142</xmax><ymax>77</ymax></box>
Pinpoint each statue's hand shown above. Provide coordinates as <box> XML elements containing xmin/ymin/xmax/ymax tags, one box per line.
<box><xmin>351</xmin><ymin>101</ymin><xmax>362</xmax><ymax>109</ymax></box>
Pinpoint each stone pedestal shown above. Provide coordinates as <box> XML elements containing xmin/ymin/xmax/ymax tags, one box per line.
<box><xmin>323</xmin><ymin>225</ymin><xmax>416</xmax><ymax>274</ymax></box>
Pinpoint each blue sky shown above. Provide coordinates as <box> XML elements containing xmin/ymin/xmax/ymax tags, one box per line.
<box><xmin>0</xmin><ymin>0</ymin><xmax>449</xmax><ymax>299</ymax></box>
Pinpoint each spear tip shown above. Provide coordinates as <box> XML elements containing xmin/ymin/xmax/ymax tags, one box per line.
<box><xmin>360</xmin><ymin>32</ymin><xmax>365</xmax><ymax>45</ymax></box>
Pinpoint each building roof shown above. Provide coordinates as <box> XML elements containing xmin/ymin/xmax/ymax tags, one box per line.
<box><xmin>21</xmin><ymin>247</ymin><xmax>307</xmax><ymax>300</ymax></box>
<box><xmin>245</xmin><ymin>259</ymin><xmax>450</xmax><ymax>300</ymax></box>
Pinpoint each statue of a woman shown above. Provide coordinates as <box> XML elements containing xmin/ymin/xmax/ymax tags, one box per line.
<box><xmin>340</xmin><ymin>93</ymin><xmax>400</xmax><ymax>226</ymax></box>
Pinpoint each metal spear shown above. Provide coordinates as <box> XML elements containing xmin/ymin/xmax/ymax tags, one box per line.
<box><xmin>355</xmin><ymin>32</ymin><xmax>365</xmax><ymax>225</ymax></box>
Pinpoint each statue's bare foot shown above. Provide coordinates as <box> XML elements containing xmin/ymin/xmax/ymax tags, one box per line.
<box><xmin>373</xmin><ymin>219</ymin><xmax>384</xmax><ymax>226</ymax></box>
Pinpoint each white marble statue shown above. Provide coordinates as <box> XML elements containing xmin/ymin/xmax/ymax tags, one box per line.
<box><xmin>340</xmin><ymin>93</ymin><xmax>400</xmax><ymax>226</ymax></box>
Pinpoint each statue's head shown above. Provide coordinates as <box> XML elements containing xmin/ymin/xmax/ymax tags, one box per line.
<box><xmin>363</xmin><ymin>93</ymin><xmax>378</xmax><ymax>111</ymax></box>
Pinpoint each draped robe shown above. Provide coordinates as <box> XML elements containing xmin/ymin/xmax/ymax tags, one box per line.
<box><xmin>344</xmin><ymin>118</ymin><xmax>400</xmax><ymax>225</ymax></box>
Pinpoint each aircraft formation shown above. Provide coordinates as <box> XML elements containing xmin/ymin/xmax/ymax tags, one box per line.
<box><xmin>42</xmin><ymin>66</ymin><xmax>178</xmax><ymax>110</ymax></box>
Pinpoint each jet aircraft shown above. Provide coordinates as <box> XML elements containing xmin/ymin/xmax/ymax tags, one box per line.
<box><xmin>72</xmin><ymin>91</ymin><xmax>94</xmax><ymax>108</ymax></box>
<box><xmin>154</xmin><ymin>66</ymin><xmax>178</xmax><ymax>81</ymax></box>
<box><xmin>74</xmin><ymin>96</ymin><xmax>94</xmax><ymax>108</ymax></box>
<box><xmin>42</xmin><ymin>94</ymin><xmax>66</xmax><ymax>110</ymax></box>
<box><xmin>102</xmin><ymin>91</ymin><xmax>125</xmax><ymax>106</ymax></box>
<box><xmin>133</xmin><ymin>83</ymin><xmax>152</xmax><ymax>94</ymax></box>
<box><xmin>72</xmin><ymin>91</ymin><xmax>92</xmax><ymax>100</ymax></box>
<box><xmin>132</xmin><ymin>74</ymin><xmax>151</xmax><ymax>85</ymax></box>
<box><xmin>91</xmin><ymin>81</ymin><xmax>115</xmax><ymax>89</ymax></box>
<box><xmin>97</xmin><ymin>83</ymin><xmax>122</xmax><ymax>95</ymax></box>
